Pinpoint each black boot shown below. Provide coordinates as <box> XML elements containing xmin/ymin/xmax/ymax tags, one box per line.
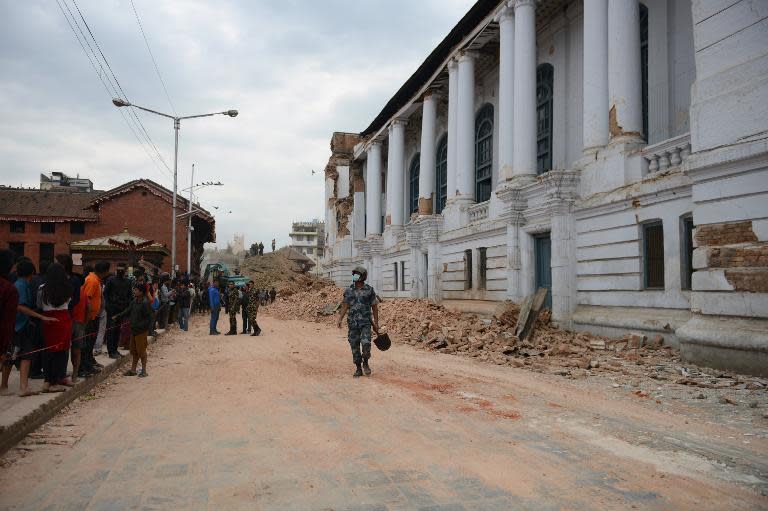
<box><xmin>362</xmin><ymin>359</ymin><xmax>371</xmax><ymax>376</ymax></box>
<box><xmin>225</xmin><ymin>329</ymin><xmax>236</xmax><ymax>336</ymax></box>
<box><xmin>353</xmin><ymin>364</ymin><xmax>363</xmax><ymax>378</ymax></box>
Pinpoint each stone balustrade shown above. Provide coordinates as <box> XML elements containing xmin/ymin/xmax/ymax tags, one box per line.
<box><xmin>468</xmin><ymin>201</ymin><xmax>490</xmax><ymax>223</ymax></box>
<box><xmin>643</xmin><ymin>132</ymin><xmax>691</xmax><ymax>174</ymax></box>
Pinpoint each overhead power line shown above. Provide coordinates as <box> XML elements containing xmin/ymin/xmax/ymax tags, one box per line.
<box><xmin>68</xmin><ymin>0</ymin><xmax>173</xmax><ymax>174</ymax></box>
<box><xmin>129</xmin><ymin>0</ymin><xmax>177</xmax><ymax>116</ymax></box>
<box><xmin>54</xmin><ymin>0</ymin><xmax>172</xmax><ymax>186</ymax></box>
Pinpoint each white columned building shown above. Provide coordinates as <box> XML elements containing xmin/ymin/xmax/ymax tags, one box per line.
<box><xmin>319</xmin><ymin>0</ymin><xmax>768</xmax><ymax>377</ymax></box>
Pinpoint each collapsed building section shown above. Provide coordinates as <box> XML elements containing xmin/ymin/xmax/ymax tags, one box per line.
<box><xmin>323</xmin><ymin>132</ymin><xmax>362</xmax><ymax>280</ymax></box>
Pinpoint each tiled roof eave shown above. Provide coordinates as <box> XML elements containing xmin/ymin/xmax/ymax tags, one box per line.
<box><xmin>0</xmin><ymin>215</ymin><xmax>98</xmax><ymax>223</ymax></box>
<box><xmin>70</xmin><ymin>244</ymin><xmax>170</xmax><ymax>255</ymax></box>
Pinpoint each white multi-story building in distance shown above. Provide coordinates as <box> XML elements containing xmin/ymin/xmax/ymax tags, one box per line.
<box><xmin>39</xmin><ymin>172</ymin><xmax>93</xmax><ymax>192</ymax></box>
<box><xmin>289</xmin><ymin>220</ymin><xmax>325</xmax><ymax>263</ymax></box>
<box><xmin>320</xmin><ymin>0</ymin><xmax>768</xmax><ymax>376</ymax></box>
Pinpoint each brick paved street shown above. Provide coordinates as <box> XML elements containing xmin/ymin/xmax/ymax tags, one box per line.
<box><xmin>0</xmin><ymin>314</ymin><xmax>765</xmax><ymax>511</ymax></box>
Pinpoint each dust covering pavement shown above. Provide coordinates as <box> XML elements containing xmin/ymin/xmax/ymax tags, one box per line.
<box><xmin>0</xmin><ymin>314</ymin><xmax>765</xmax><ymax>511</ymax></box>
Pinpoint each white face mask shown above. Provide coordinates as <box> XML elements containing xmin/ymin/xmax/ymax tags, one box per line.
<box><xmin>352</xmin><ymin>274</ymin><xmax>361</xmax><ymax>283</ymax></box>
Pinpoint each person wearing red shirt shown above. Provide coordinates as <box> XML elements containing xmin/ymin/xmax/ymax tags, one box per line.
<box><xmin>0</xmin><ymin>251</ymin><xmax>19</xmax><ymax>360</ymax></box>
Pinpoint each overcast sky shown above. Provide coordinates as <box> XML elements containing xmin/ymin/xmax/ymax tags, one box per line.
<box><xmin>0</xmin><ymin>0</ymin><xmax>475</xmax><ymax>248</ymax></box>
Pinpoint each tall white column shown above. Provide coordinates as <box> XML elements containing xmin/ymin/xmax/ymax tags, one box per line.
<box><xmin>583</xmin><ymin>0</ymin><xmax>609</xmax><ymax>151</ymax></box>
<box><xmin>513</xmin><ymin>0</ymin><xmax>537</xmax><ymax>177</ymax></box>
<box><xmin>386</xmin><ymin>120</ymin><xmax>406</xmax><ymax>227</ymax></box>
<box><xmin>352</xmin><ymin>170</ymin><xmax>366</xmax><ymax>242</ymax></box>
<box><xmin>365</xmin><ymin>142</ymin><xmax>382</xmax><ymax>235</ymax></box>
<box><xmin>498</xmin><ymin>6</ymin><xmax>515</xmax><ymax>181</ymax></box>
<box><xmin>447</xmin><ymin>59</ymin><xmax>459</xmax><ymax>199</ymax></box>
<box><xmin>608</xmin><ymin>0</ymin><xmax>642</xmax><ymax>140</ymax></box>
<box><xmin>456</xmin><ymin>51</ymin><xmax>476</xmax><ymax>200</ymax></box>
<box><xmin>418</xmin><ymin>93</ymin><xmax>437</xmax><ymax>214</ymax></box>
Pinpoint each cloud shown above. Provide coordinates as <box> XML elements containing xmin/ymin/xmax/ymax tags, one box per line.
<box><xmin>0</xmin><ymin>0</ymin><xmax>476</xmax><ymax>247</ymax></box>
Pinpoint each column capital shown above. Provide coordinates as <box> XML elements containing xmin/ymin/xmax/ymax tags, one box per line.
<box><xmin>496</xmin><ymin>4</ymin><xmax>515</xmax><ymax>22</ymax></box>
<box><xmin>457</xmin><ymin>50</ymin><xmax>478</xmax><ymax>63</ymax></box>
<box><xmin>365</xmin><ymin>140</ymin><xmax>382</xmax><ymax>154</ymax></box>
<box><xmin>514</xmin><ymin>0</ymin><xmax>536</xmax><ymax>11</ymax></box>
<box><xmin>388</xmin><ymin>118</ymin><xmax>408</xmax><ymax>131</ymax></box>
<box><xmin>447</xmin><ymin>58</ymin><xmax>459</xmax><ymax>72</ymax></box>
<box><xmin>422</xmin><ymin>89</ymin><xmax>440</xmax><ymax>102</ymax></box>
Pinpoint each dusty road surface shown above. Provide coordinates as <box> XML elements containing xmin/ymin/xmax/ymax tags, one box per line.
<box><xmin>0</xmin><ymin>313</ymin><xmax>766</xmax><ymax>511</ymax></box>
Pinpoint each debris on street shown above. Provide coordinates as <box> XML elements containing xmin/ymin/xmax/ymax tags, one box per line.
<box><xmin>266</xmin><ymin>286</ymin><xmax>768</xmax><ymax>412</ymax></box>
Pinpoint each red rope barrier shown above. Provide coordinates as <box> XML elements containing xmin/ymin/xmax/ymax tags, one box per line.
<box><xmin>9</xmin><ymin>321</ymin><xmax>129</xmax><ymax>360</ymax></box>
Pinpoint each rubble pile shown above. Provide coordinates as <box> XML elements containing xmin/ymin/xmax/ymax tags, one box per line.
<box><xmin>239</xmin><ymin>250</ymin><xmax>334</xmax><ymax>297</ymax></box>
<box><xmin>266</xmin><ymin>288</ymin><xmax>768</xmax><ymax>392</ymax></box>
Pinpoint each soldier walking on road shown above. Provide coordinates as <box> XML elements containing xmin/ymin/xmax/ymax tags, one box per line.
<box><xmin>247</xmin><ymin>281</ymin><xmax>262</xmax><ymax>336</ymax></box>
<box><xmin>225</xmin><ymin>282</ymin><xmax>240</xmax><ymax>335</ymax></box>
<box><xmin>271</xmin><ymin>239</ymin><xmax>276</xmax><ymax>252</ymax></box>
<box><xmin>337</xmin><ymin>266</ymin><xmax>379</xmax><ymax>378</ymax></box>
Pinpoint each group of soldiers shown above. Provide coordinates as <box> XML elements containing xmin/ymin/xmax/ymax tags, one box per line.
<box><xmin>224</xmin><ymin>281</ymin><xmax>275</xmax><ymax>336</ymax></box>
<box><xmin>251</xmin><ymin>239</ymin><xmax>277</xmax><ymax>257</ymax></box>
<box><xmin>218</xmin><ymin>265</ymin><xmax>382</xmax><ymax>379</ymax></box>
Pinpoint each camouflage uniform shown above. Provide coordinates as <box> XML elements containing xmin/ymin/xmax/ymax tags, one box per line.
<box><xmin>228</xmin><ymin>287</ymin><xmax>241</xmax><ymax>333</ymax></box>
<box><xmin>247</xmin><ymin>286</ymin><xmax>261</xmax><ymax>335</ymax></box>
<box><xmin>343</xmin><ymin>283</ymin><xmax>378</xmax><ymax>365</ymax></box>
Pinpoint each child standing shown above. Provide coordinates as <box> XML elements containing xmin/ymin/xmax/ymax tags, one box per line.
<box><xmin>114</xmin><ymin>286</ymin><xmax>152</xmax><ymax>378</ymax></box>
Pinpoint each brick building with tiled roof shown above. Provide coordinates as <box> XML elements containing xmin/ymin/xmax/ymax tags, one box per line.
<box><xmin>0</xmin><ymin>179</ymin><xmax>215</xmax><ymax>275</ymax></box>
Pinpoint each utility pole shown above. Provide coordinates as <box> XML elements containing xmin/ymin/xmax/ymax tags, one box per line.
<box><xmin>187</xmin><ymin>163</ymin><xmax>195</xmax><ymax>277</ymax></box>
<box><xmin>172</xmin><ymin>118</ymin><xmax>180</xmax><ymax>277</ymax></box>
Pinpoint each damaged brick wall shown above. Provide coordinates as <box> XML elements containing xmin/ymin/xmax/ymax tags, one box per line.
<box><xmin>696</xmin><ymin>220</ymin><xmax>768</xmax><ymax>293</ymax></box>
<box><xmin>695</xmin><ymin>221</ymin><xmax>758</xmax><ymax>246</ymax></box>
<box><xmin>325</xmin><ymin>132</ymin><xmax>361</xmax><ymax>240</ymax></box>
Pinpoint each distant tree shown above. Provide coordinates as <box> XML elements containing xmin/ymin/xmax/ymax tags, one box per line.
<box><xmin>224</xmin><ymin>243</ymin><xmax>234</xmax><ymax>255</ymax></box>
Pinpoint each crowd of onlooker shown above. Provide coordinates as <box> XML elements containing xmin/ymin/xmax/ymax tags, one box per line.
<box><xmin>0</xmin><ymin>249</ymin><xmax>223</xmax><ymax>397</ymax></box>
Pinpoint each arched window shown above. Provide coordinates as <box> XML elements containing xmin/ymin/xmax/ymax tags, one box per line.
<box><xmin>640</xmin><ymin>3</ymin><xmax>649</xmax><ymax>141</ymax></box>
<box><xmin>409</xmin><ymin>154</ymin><xmax>420</xmax><ymax>216</ymax></box>
<box><xmin>475</xmin><ymin>104</ymin><xmax>494</xmax><ymax>203</ymax></box>
<box><xmin>536</xmin><ymin>64</ymin><xmax>554</xmax><ymax>174</ymax></box>
<box><xmin>435</xmin><ymin>136</ymin><xmax>448</xmax><ymax>213</ymax></box>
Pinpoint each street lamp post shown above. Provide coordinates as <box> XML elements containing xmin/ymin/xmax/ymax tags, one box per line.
<box><xmin>112</xmin><ymin>98</ymin><xmax>237</xmax><ymax>276</ymax></box>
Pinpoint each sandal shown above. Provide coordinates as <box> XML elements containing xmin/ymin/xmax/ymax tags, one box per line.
<box><xmin>43</xmin><ymin>385</ymin><xmax>67</xmax><ymax>393</ymax></box>
<box><xmin>18</xmin><ymin>390</ymin><xmax>41</xmax><ymax>397</ymax></box>
<box><xmin>123</xmin><ymin>370</ymin><xmax>137</xmax><ymax>376</ymax></box>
